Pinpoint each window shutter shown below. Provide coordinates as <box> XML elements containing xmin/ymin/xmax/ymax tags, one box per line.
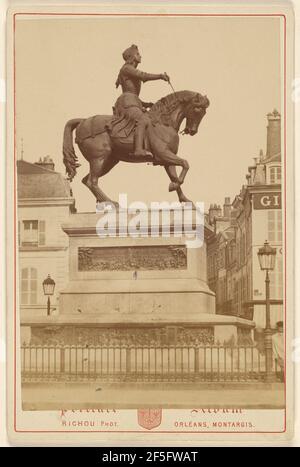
<box><xmin>30</xmin><ymin>268</ymin><xmax>37</xmax><ymax>304</ymax></box>
<box><xmin>21</xmin><ymin>268</ymin><xmax>28</xmax><ymax>305</ymax></box>
<box><xmin>39</xmin><ymin>221</ymin><xmax>46</xmax><ymax>246</ymax></box>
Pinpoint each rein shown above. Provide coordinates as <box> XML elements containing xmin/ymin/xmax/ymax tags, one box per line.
<box><xmin>164</xmin><ymin>82</ymin><xmax>187</xmax><ymax>135</ymax></box>
<box><xmin>149</xmin><ymin>90</ymin><xmax>185</xmax><ymax>127</ymax></box>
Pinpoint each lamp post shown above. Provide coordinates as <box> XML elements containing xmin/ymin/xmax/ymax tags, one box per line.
<box><xmin>257</xmin><ymin>240</ymin><xmax>277</xmax><ymax>382</ymax></box>
<box><xmin>42</xmin><ymin>274</ymin><xmax>56</xmax><ymax>316</ymax></box>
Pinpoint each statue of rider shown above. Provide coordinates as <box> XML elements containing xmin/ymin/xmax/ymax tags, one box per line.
<box><xmin>115</xmin><ymin>44</ymin><xmax>170</xmax><ymax>158</ymax></box>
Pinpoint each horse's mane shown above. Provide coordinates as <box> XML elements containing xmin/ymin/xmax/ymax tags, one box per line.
<box><xmin>150</xmin><ymin>90</ymin><xmax>196</xmax><ymax>113</ymax></box>
<box><xmin>149</xmin><ymin>90</ymin><xmax>196</xmax><ymax>125</ymax></box>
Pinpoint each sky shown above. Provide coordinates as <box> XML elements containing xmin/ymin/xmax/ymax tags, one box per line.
<box><xmin>15</xmin><ymin>15</ymin><xmax>282</xmax><ymax>212</ymax></box>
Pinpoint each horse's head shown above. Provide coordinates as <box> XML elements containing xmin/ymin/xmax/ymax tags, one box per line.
<box><xmin>149</xmin><ymin>90</ymin><xmax>210</xmax><ymax>134</ymax></box>
<box><xmin>183</xmin><ymin>93</ymin><xmax>210</xmax><ymax>136</ymax></box>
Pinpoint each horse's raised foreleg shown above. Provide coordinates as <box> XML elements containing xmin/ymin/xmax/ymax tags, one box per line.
<box><xmin>164</xmin><ymin>164</ymin><xmax>180</xmax><ymax>192</ymax></box>
<box><xmin>164</xmin><ymin>166</ymin><xmax>192</xmax><ymax>204</ymax></box>
<box><xmin>148</xmin><ymin>126</ymin><xmax>189</xmax><ymax>190</ymax></box>
<box><xmin>177</xmin><ymin>159</ymin><xmax>189</xmax><ymax>186</ymax></box>
<box><xmin>161</xmin><ymin>150</ymin><xmax>189</xmax><ymax>193</ymax></box>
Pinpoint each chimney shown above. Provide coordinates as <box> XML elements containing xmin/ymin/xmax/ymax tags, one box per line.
<box><xmin>266</xmin><ymin>109</ymin><xmax>281</xmax><ymax>159</ymax></box>
<box><xmin>259</xmin><ymin>149</ymin><xmax>264</xmax><ymax>161</ymax></box>
<box><xmin>35</xmin><ymin>155</ymin><xmax>55</xmax><ymax>171</ymax></box>
<box><xmin>223</xmin><ymin>197</ymin><xmax>231</xmax><ymax>218</ymax></box>
<box><xmin>253</xmin><ymin>154</ymin><xmax>266</xmax><ymax>185</ymax></box>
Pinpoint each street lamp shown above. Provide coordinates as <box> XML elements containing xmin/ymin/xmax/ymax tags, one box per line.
<box><xmin>257</xmin><ymin>240</ymin><xmax>277</xmax><ymax>382</ymax></box>
<box><xmin>42</xmin><ymin>274</ymin><xmax>56</xmax><ymax>316</ymax></box>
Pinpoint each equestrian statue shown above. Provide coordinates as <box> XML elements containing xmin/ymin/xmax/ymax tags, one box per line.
<box><xmin>63</xmin><ymin>44</ymin><xmax>209</xmax><ymax>205</ymax></box>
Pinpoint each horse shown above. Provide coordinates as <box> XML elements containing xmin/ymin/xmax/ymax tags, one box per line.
<box><xmin>62</xmin><ymin>90</ymin><xmax>209</xmax><ymax>205</ymax></box>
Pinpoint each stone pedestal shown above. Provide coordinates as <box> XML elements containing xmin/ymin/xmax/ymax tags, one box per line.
<box><xmin>60</xmin><ymin>210</ymin><xmax>215</xmax><ymax>321</ymax></box>
<box><xmin>22</xmin><ymin>209</ymin><xmax>255</xmax><ymax>345</ymax></box>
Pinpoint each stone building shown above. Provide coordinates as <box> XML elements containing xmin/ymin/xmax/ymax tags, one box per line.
<box><xmin>207</xmin><ymin>109</ymin><xmax>283</xmax><ymax>330</ymax></box>
<box><xmin>17</xmin><ymin>156</ymin><xmax>75</xmax><ymax>320</ymax></box>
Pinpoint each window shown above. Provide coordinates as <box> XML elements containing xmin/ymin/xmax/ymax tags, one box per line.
<box><xmin>270</xmin><ymin>255</ymin><xmax>283</xmax><ymax>300</ymax></box>
<box><xmin>19</xmin><ymin>220</ymin><xmax>46</xmax><ymax>247</ymax></box>
<box><xmin>21</xmin><ymin>267</ymin><xmax>37</xmax><ymax>305</ymax></box>
<box><xmin>269</xmin><ymin>166</ymin><xmax>281</xmax><ymax>184</ymax></box>
<box><xmin>267</xmin><ymin>211</ymin><xmax>282</xmax><ymax>242</ymax></box>
<box><xmin>22</xmin><ymin>220</ymin><xmax>38</xmax><ymax>246</ymax></box>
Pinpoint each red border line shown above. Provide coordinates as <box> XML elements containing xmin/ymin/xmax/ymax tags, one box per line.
<box><xmin>13</xmin><ymin>12</ymin><xmax>287</xmax><ymax>435</ymax></box>
<box><xmin>14</xmin><ymin>13</ymin><xmax>285</xmax><ymax>17</ymax></box>
<box><xmin>283</xmin><ymin>13</ymin><xmax>287</xmax><ymax>434</ymax></box>
<box><xmin>13</xmin><ymin>12</ymin><xmax>17</xmax><ymax>433</ymax></box>
<box><xmin>14</xmin><ymin>429</ymin><xmax>287</xmax><ymax>434</ymax></box>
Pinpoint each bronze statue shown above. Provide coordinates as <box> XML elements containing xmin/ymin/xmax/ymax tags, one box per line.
<box><xmin>115</xmin><ymin>44</ymin><xmax>169</xmax><ymax>158</ymax></box>
<box><xmin>63</xmin><ymin>46</ymin><xmax>209</xmax><ymax>205</ymax></box>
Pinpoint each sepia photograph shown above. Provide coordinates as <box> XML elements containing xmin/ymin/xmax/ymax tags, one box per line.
<box><xmin>6</xmin><ymin>4</ymin><xmax>294</xmax><ymax>440</ymax></box>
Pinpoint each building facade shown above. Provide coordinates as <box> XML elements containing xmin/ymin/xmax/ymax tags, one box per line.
<box><xmin>207</xmin><ymin>109</ymin><xmax>283</xmax><ymax>330</ymax></box>
<box><xmin>17</xmin><ymin>156</ymin><xmax>75</xmax><ymax>319</ymax></box>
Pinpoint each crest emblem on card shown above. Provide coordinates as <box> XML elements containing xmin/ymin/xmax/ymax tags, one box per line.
<box><xmin>137</xmin><ymin>409</ymin><xmax>162</xmax><ymax>430</ymax></box>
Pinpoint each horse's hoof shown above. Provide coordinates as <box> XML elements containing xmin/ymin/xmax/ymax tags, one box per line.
<box><xmin>180</xmin><ymin>199</ymin><xmax>194</xmax><ymax>207</ymax></box>
<box><xmin>107</xmin><ymin>201</ymin><xmax>119</xmax><ymax>209</ymax></box>
<box><xmin>169</xmin><ymin>182</ymin><xmax>180</xmax><ymax>192</ymax></box>
<box><xmin>96</xmin><ymin>200</ymin><xmax>119</xmax><ymax>211</ymax></box>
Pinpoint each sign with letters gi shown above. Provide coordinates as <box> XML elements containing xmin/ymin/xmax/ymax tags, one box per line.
<box><xmin>253</xmin><ymin>192</ymin><xmax>281</xmax><ymax>210</ymax></box>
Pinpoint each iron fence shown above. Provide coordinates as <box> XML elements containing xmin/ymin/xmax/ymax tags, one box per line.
<box><xmin>21</xmin><ymin>343</ymin><xmax>278</xmax><ymax>383</ymax></box>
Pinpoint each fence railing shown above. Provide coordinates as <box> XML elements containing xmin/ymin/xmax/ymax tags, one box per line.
<box><xmin>21</xmin><ymin>343</ymin><xmax>278</xmax><ymax>383</ymax></box>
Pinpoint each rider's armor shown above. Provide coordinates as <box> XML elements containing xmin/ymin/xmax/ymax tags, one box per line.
<box><xmin>114</xmin><ymin>45</ymin><xmax>164</xmax><ymax>157</ymax></box>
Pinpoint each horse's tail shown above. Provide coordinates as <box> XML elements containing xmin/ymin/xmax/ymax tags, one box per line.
<box><xmin>62</xmin><ymin>118</ymin><xmax>83</xmax><ymax>181</ymax></box>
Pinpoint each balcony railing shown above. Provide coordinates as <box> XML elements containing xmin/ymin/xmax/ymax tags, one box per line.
<box><xmin>20</xmin><ymin>343</ymin><xmax>279</xmax><ymax>383</ymax></box>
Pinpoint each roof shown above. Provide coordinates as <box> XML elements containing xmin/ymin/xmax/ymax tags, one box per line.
<box><xmin>17</xmin><ymin>160</ymin><xmax>71</xmax><ymax>199</ymax></box>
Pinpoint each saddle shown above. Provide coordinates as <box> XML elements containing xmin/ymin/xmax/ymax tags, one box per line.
<box><xmin>75</xmin><ymin>113</ymin><xmax>152</xmax><ymax>152</ymax></box>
